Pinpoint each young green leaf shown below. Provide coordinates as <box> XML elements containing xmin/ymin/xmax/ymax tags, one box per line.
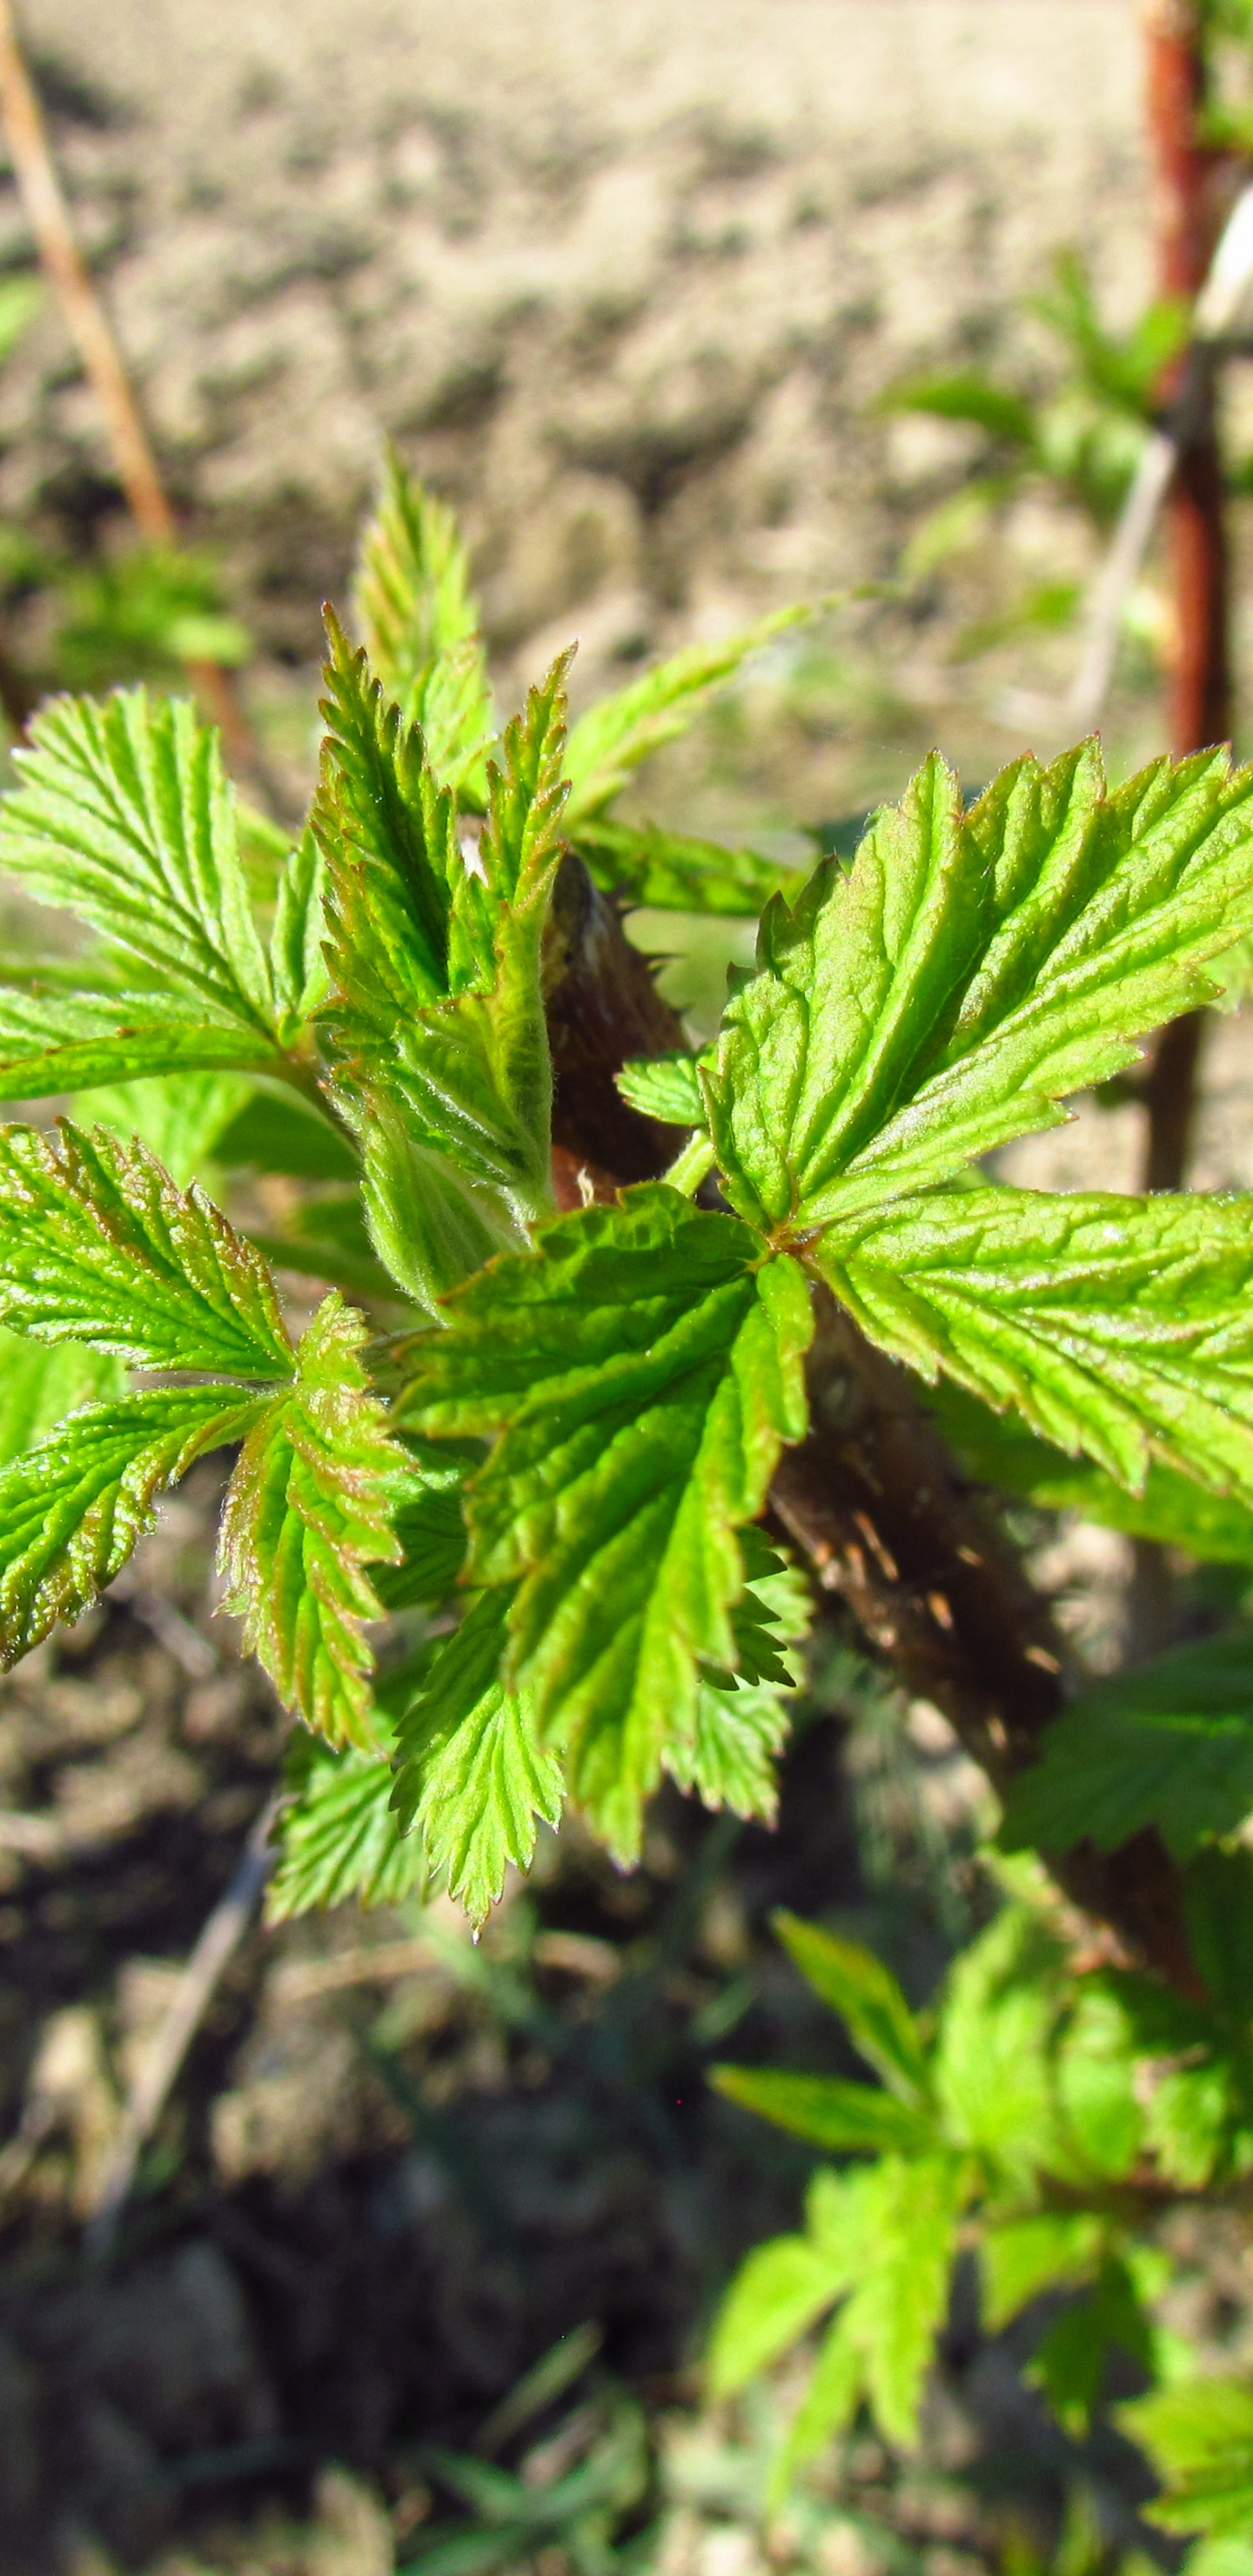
<box><xmin>981</xmin><ymin>2213</ymin><xmax>1104</xmax><ymax>2331</ymax></box>
<box><xmin>812</xmin><ymin>1184</ymin><xmax>1253</xmax><ymax>1505</ymax></box>
<box><xmin>0</xmin><ymin>1384</ymin><xmax>264</xmax><ymax>1661</ymax></box>
<box><xmin>615</xmin><ymin>1052</ymin><xmax>707</xmax><ymax>1127</ymax></box>
<box><xmin>391</xmin><ymin>1587</ymin><xmax>564</xmax><ymax>1923</ymax></box>
<box><xmin>711</xmin><ymin>2065</ymin><xmax>937</xmax><ymax>2157</ymax></box>
<box><xmin>0</xmin><ymin>980</ymin><xmax>282</xmax><ymax>1098</ymax></box>
<box><xmin>72</xmin><ymin>1072</ymin><xmax>252</xmax><ymax>1186</ymax></box>
<box><xmin>1000</xmin><ymin>1629</ymin><xmax>1253</xmax><ymax>1862</ymax></box>
<box><xmin>0</xmin><ymin>1325</ymin><xmax>124</xmax><ymax>1466</ymax></box>
<box><xmin>573</xmin><ymin>816</ymin><xmax>796</xmax><ymax>917</ymax></box>
<box><xmin>927</xmin><ymin>1378</ymin><xmax>1253</xmax><ymax>1566</ymax></box>
<box><xmin>0</xmin><ymin>689</ymin><xmax>279</xmax><ymax>1041</ymax></box>
<box><xmin>563</xmin><ymin>605</ymin><xmax>812</xmax><ymax>826</ymax></box>
<box><xmin>705</xmin><ymin>741</ymin><xmax>1253</xmax><ymax>1231</ymax></box>
<box><xmin>667</xmin><ymin>1678</ymin><xmax>792</xmax><ymax>1821</ymax></box>
<box><xmin>838</xmin><ymin>2153</ymin><xmax>963</xmax><ymax>2448</ymax></box>
<box><xmin>1120</xmin><ymin>2380</ymin><xmax>1253</xmax><ymax>2538</ymax></box>
<box><xmin>217</xmin><ymin>1292</ymin><xmax>405</xmax><ymax>1748</ymax></box>
<box><xmin>932</xmin><ymin>1907</ymin><xmax>1061</xmax><ymax>2184</ymax></box>
<box><xmin>772</xmin><ymin>1912</ymin><xmax>930</xmax><ymax>2103</ymax></box>
<box><xmin>405</xmin><ymin>1185</ymin><xmax>813</xmax><ymax>1861</ymax></box>
<box><xmin>371</xmin><ymin>1433</ymin><xmax>472</xmax><ymax>1610</ymax></box>
<box><xmin>269</xmin><ymin>827</ymin><xmax>332</xmax><ymax>1036</ymax></box>
<box><xmin>707</xmin><ymin>2172</ymin><xmax>871</xmax><ymax>2398</ymax></box>
<box><xmin>317</xmin><ymin>625</ymin><xmax>570</xmax><ymax>1302</ymax></box>
<box><xmin>0</xmin><ymin>1121</ymin><xmax>294</xmax><ymax>1377</ymax></box>
<box><xmin>267</xmin><ymin>1731</ymin><xmax>425</xmax><ymax>1920</ymax></box>
<box><xmin>352</xmin><ymin>451</ymin><xmax>493</xmax><ymax>795</ymax></box>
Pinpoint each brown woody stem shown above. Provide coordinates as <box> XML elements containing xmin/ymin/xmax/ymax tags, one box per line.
<box><xmin>543</xmin><ymin>855</ymin><xmax>1203</xmax><ymax>2000</ymax></box>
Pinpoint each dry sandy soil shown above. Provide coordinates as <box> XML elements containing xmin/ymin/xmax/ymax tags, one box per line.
<box><xmin>1</xmin><ymin>0</ymin><xmax>1156</xmax><ymax>795</ymax></box>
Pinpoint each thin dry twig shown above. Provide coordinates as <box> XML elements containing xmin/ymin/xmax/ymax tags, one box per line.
<box><xmin>0</xmin><ymin>0</ymin><xmax>255</xmax><ymax>767</ymax></box>
<box><xmin>85</xmin><ymin>1788</ymin><xmax>283</xmax><ymax>2255</ymax></box>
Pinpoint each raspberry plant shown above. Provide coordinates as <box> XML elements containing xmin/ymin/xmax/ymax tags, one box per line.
<box><xmin>3</xmin><ymin>458</ymin><xmax>1253</xmax><ymax>2521</ymax></box>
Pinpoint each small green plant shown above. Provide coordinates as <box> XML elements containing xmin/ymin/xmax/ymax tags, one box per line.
<box><xmin>5</xmin><ymin>458</ymin><xmax>1253</xmax><ymax>2524</ymax></box>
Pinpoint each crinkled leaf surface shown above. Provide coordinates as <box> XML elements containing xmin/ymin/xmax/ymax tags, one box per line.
<box><xmin>0</xmin><ymin>1384</ymin><xmax>263</xmax><ymax>1661</ymax></box>
<box><xmin>615</xmin><ymin>1051</ymin><xmax>707</xmax><ymax>1127</ymax></box>
<box><xmin>0</xmin><ymin>1121</ymin><xmax>292</xmax><ymax>1376</ymax></box>
<box><xmin>405</xmin><ymin>1185</ymin><xmax>813</xmax><ymax>1859</ymax></box>
<box><xmin>0</xmin><ymin>689</ymin><xmax>278</xmax><ymax>1041</ymax></box>
<box><xmin>317</xmin><ymin>626</ymin><xmax>569</xmax><ymax>1301</ymax></box>
<box><xmin>269</xmin><ymin>827</ymin><xmax>331</xmax><ymax>1035</ymax></box>
<box><xmin>814</xmin><ymin>1185</ymin><xmax>1253</xmax><ymax>1503</ymax></box>
<box><xmin>706</xmin><ymin>742</ymin><xmax>1253</xmax><ymax>1230</ymax></box>
<box><xmin>391</xmin><ymin>1586</ymin><xmax>564</xmax><ymax>1922</ymax></box>
<box><xmin>1001</xmin><ymin>1628</ymin><xmax>1253</xmax><ymax>1861</ymax></box>
<box><xmin>218</xmin><ymin>1293</ymin><xmax>404</xmax><ymax>1747</ymax></box>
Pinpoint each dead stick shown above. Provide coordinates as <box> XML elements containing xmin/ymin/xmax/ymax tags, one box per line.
<box><xmin>0</xmin><ymin>0</ymin><xmax>254</xmax><ymax>768</ymax></box>
<box><xmin>84</xmin><ymin>1789</ymin><xmax>282</xmax><ymax>2256</ymax></box>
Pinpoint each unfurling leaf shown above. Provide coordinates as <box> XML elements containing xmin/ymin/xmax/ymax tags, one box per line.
<box><xmin>403</xmin><ymin>1185</ymin><xmax>813</xmax><ymax>1860</ymax></box>
<box><xmin>317</xmin><ymin>622</ymin><xmax>570</xmax><ymax>1304</ymax></box>
<box><xmin>218</xmin><ymin>1293</ymin><xmax>405</xmax><ymax>1747</ymax></box>
<box><xmin>706</xmin><ymin>741</ymin><xmax>1253</xmax><ymax>1231</ymax></box>
<box><xmin>352</xmin><ymin>449</ymin><xmax>494</xmax><ymax>796</ymax></box>
<box><xmin>812</xmin><ymin>1185</ymin><xmax>1253</xmax><ymax>1505</ymax></box>
<box><xmin>391</xmin><ymin>1586</ymin><xmax>564</xmax><ymax>1923</ymax></box>
<box><xmin>0</xmin><ymin>1120</ymin><xmax>293</xmax><ymax>1377</ymax></box>
<box><xmin>0</xmin><ymin>1385</ymin><xmax>264</xmax><ymax>1662</ymax></box>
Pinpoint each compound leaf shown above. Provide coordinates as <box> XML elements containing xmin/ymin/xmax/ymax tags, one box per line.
<box><xmin>218</xmin><ymin>1292</ymin><xmax>405</xmax><ymax>1748</ymax></box>
<box><xmin>928</xmin><ymin>1379</ymin><xmax>1253</xmax><ymax>1566</ymax></box>
<box><xmin>841</xmin><ymin>2154</ymin><xmax>963</xmax><ymax>2447</ymax></box>
<box><xmin>0</xmin><ymin>1120</ymin><xmax>293</xmax><ymax>1376</ymax></box>
<box><xmin>391</xmin><ymin>1585</ymin><xmax>564</xmax><ymax>1923</ymax></box>
<box><xmin>563</xmin><ymin>605</ymin><xmax>811</xmax><ymax>826</ymax></box>
<box><xmin>405</xmin><ymin>1185</ymin><xmax>813</xmax><ymax>1860</ymax></box>
<box><xmin>0</xmin><ymin>688</ymin><xmax>278</xmax><ymax>1041</ymax></box>
<box><xmin>267</xmin><ymin>1730</ymin><xmax>425</xmax><ymax>1920</ymax></box>
<box><xmin>574</xmin><ymin>816</ymin><xmax>797</xmax><ymax>917</ymax></box>
<box><xmin>1001</xmin><ymin>1628</ymin><xmax>1253</xmax><ymax>1862</ymax></box>
<box><xmin>1121</xmin><ymin>2380</ymin><xmax>1253</xmax><ymax>2539</ymax></box>
<box><xmin>705</xmin><ymin>741</ymin><xmax>1253</xmax><ymax>1231</ymax></box>
<box><xmin>0</xmin><ymin>1384</ymin><xmax>263</xmax><ymax>1661</ymax></box>
<box><xmin>814</xmin><ymin>1184</ymin><xmax>1253</xmax><ymax>1505</ymax></box>
<box><xmin>707</xmin><ymin>2201</ymin><xmax>864</xmax><ymax>2400</ymax></box>
<box><xmin>773</xmin><ymin>1911</ymin><xmax>930</xmax><ymax>2103</ymax></box>
<box><xmin>711</xmin><ymin>2065</ymin><xmax>937</xmax><ymax>2157</ymax></box>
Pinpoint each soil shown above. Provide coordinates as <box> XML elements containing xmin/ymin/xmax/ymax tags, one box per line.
<box><xmin>0</xmin><ymin>6</ymin><xmax>1251</xmax><ymax>2571</ymax></box>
